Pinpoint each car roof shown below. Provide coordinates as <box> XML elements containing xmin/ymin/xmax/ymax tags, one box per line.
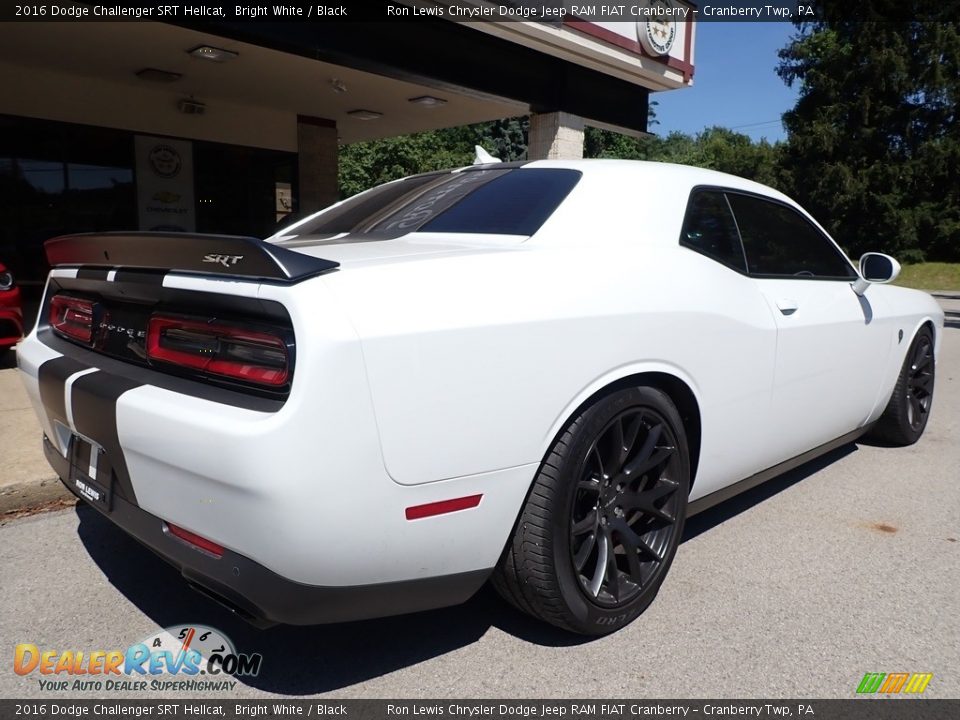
<box><xmin>516</xmin><ymin>159</ymin><xmax>793</xmax><ymax>204</ymax></box>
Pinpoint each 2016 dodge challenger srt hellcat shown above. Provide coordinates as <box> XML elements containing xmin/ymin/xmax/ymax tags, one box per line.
<box><xmin>17</xmin><ymin>160</ymin><xmax>943</xmax><ymax>635</ymax></box>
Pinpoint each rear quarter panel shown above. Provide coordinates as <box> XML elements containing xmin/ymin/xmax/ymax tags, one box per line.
<box><xmin>323</xmin><ymin>212</ymin><xmax>783</xmax><ymax>500</ymax></box>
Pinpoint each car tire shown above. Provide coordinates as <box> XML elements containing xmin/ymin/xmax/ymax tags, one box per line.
<box><xmin>492</xmin><ymin>386</ymin><xmax>690</xmax><ymax>635</ymax></box>
<box><xmin>870</xmin><ymin>326</ymin><xmax>936</xmax><ymax>446</ymax></box>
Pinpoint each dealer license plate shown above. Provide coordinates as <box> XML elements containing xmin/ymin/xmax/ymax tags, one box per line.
<box><xmin>68</xmin><ymin>435</ymin><xmax>111</xmax><ymax>510</ymax></box>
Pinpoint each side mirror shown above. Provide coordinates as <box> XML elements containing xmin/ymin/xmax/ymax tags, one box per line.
<box><xmin>852</xmin><ymin>252</ymin><xmax>901</xmax><ymax>295</ymax></box>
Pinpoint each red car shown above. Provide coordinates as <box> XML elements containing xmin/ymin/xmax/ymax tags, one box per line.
<box><xmin>0</xmin><ymin>262</ymin><xmax>24</xmax><ymax>354</ymax></box>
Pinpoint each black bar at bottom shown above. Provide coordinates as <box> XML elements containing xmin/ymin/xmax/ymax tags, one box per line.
<box><xmin>0</xmin><ymin>700</ymin><xmax>956</xmax><ymax>720</ymax></box>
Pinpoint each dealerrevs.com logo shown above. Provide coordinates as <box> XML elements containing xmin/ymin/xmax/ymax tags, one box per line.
<box><xmin>14</xmin><ymin>625</ymin><xmax>263</xmax><ymax>693</ymax></box>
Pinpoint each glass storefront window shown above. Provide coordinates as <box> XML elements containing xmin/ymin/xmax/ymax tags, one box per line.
<box><xmin>68</xmin><ymin>163</ymin><xmax>132</xmax><ymax>190</ymax></box>
<box><xmin>18</xmin><ymin>160</ymin><xmax>65</xmax><ymax>194</ymax></box>
<box><xmin>0</xmin><ymin>114</ymin><xmax>296</xmax><ymax>293</ymax></box>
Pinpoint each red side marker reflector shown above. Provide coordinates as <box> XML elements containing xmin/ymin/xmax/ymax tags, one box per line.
<box><xmin>405</xmin><ymin>494</ymin><xmax>483</xmax><ymax>521</ymax></box>
<box><xmin>166</xmin><ymin>522</ymin><xmax>224</xmax><ymax>558</ymax></box>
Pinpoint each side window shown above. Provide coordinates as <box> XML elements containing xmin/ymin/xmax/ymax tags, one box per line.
<box><xmin>679</xmin><ymin>191</ymin><xmax>746</xmax><ymax>272</ymax></box>
<box><xmin>726</xmin><ymin>193</ymin><xmax>856</xmax><ymax>279</ymax></box>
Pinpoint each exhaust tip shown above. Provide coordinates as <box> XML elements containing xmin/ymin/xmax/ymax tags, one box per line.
<box><xmin>183</xmin><ymin>579</ymin><xmax>277</xmax><ymax>630</ymax></box>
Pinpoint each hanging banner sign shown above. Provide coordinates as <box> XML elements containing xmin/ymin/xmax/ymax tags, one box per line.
<box><xmin>135</xmin><ymin>135</ymin><xmax>196</xmax><ymax>232</ymax></box>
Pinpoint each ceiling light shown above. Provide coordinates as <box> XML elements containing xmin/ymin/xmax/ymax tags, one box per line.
<box><xmin>347</xmin><ymin>109</ymin><xmax>383</xmax><ymax>120</ymax></box>
<box><xmin>188</xmin><ymin>45</ymin><xmax>239</xmax><ymax>62</ymax></box>
<box><xmin>135</xmin><ymin>68</ymin><xmax>182</xmax><ymax>83</ymax></box>
<box><xmin>409</xmin><ymin>95</ymin><xmax>447</xmax><ymax>107</ymax></box>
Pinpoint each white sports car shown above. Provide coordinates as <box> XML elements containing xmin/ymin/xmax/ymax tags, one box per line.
<box><xmin>17</xmin><ymin>160</ymin><xmax>943</xmax><ymax>635</ymax></box>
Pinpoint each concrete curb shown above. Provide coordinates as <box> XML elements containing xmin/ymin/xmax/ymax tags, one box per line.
<box><xmin>0</xmin><ymin>476</ymin><xmax>73</xmax><ymax>516</ymax></box>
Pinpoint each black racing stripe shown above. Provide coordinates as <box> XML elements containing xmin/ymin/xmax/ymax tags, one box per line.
<box><xmin>113</xmin><ymin>268</ymin><xmax>167</xmax><ymax>285</ymax></box>
<box><xmin>70</xmin><ymin>371</ymin><xmax>143</xmax><ymax>505</ymax></box>
<box><xmin>37</xmin><ymin>356</ymin><xmax>90</xmax><ymax>428</ymax></box>
<box><xmin>43</xmin><ymin>332</ymin><xmax>285</xmax><ymax>412</ymax></box>
<box><xmin>76</xmin><ymin>267</ymin><xmax>110</xmax><ymax>281</ymax></box>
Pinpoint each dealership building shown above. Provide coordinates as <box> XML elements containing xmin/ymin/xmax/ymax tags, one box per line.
<box><xmin>0</xmin><ymin>5</ymin><xmax>695</xmax><ymax>290</ymax></box>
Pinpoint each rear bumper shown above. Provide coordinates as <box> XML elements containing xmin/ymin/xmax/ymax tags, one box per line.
<box><xmin>45</xmin><ymin>437</ymin><xmax>489</xmax><ymax>626</ymax></box>
<box><xmin>19</xmin><ymin>327</ymin><xmax>524</xmax><ymax>590</ymax></box>
<box><xmin>18</xmin><ymin>271</ymin><xmax>531</xmax><ymax>620</ymax></box>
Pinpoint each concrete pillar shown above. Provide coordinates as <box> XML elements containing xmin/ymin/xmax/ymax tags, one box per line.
<box><xmin>527</xmin><ymin>111</ymin><xmax>585</xmax><ymax>160</ymax></box>
<box><xmin>297</xmin><ymin>115</ymin><xmax>339</xmax><ymax>214</ymax></box>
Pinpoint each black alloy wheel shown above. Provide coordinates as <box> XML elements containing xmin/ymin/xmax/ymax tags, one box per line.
<box><xmin>493</xmin><ymin>386</ymin><xmax>690</xmax><ymax>635</ymax></box>
<box><xmin>871</xmin><ymin>326</ymin><xmax>936</xmax><ymax>446</ymax></box>
<box><xmin>569</xmin><ymin>408</ymin><xmax>683</xmax><ymax>607</ymax></box>
<box><xmin>905</xmin><ymin>333</ymin><xmax>934</xmax><ymax>431</ymax></box>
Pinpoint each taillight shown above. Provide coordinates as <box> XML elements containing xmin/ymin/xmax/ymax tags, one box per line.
<box><xmin>146</xmin><ymin>315</ymin><xmax>289</xmax><ymax>387</ymax></box>
<box><xmin>50</xmin><ymin>295</ymin><xmax>94</xmax><ymax>344</ymax></box>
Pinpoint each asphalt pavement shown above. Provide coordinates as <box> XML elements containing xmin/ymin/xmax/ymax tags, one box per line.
<box><xmin>1</xmin><ymin>306</ymin><xmax>957</xmax><ymax>699</ymax></box>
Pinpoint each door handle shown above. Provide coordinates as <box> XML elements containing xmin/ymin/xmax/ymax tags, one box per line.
<box><xmin>776</xmin><ymin>299</ymin><xmax>798</xmax><ymax>315</ymax></box>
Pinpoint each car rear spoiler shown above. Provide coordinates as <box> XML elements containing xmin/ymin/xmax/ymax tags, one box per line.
<box><xmin>44</xmin><ymin>232</ymin><xmax>339</xmax><ymax>284</ymax></box>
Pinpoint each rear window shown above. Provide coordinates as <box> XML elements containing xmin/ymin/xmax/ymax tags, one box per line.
<box><xmin>287</xmin><ymin>168</ymin><xmax>581</xmax><ymax>239</ymax></box>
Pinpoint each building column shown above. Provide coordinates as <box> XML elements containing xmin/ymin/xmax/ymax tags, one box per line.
<box><xmin>297</xmin><ymin>115</ymin><xmax>339</xmax><ymax>214</ymax></box>
<box><xmin>527</xmin><ymin>111</ymin><xmax>585</xmax><ymax>160</ymax></box>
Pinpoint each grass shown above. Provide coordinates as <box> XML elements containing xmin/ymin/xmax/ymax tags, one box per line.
<box><xmin>894</xmin><ymin>262</ymin><xmax>960</xmax><ymax>291</ymax></box>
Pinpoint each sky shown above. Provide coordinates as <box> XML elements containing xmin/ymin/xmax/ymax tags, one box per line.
<box><xmin>652</xmin><ymin>22</ymin><xmax>801</xmax><ymax>143</ymax></box>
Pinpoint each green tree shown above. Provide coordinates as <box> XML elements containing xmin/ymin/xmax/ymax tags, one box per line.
<box><xmin>338</xmin><ymin>117</ymin><xmax>530</xmax><ymax>198</ymax></box>
<box><xmin>583</xmin><ymin>126</ymin><xmax>650</xmax><ymax>159</ymax></box>
<box><xmin>694</xmin><ymin>128</ymin><xmax>782</xmax><ymax>188</ymax></box>
<box><xmin>475</xmin><ymin>117</ymin><xmax>529</xmax><ymax>161</ymax></box>
<box><xmin>777</xmin><ymin>18</ymin><xmax>960</xmax><ymax>261</ymax></box>
<box><xmin>338</xmin><ymin>130</ymin><xmax>472</xmax><ymax>198</ymax></box>
<box><xmin>584</xmin><ymin>124</ymin><xmax>784</xmax><ymax>189</ymax></box>
<box><xmin>340</xmin><ymin>102</ymin><xmax>786</xmax><ymax>201</ymax></box>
